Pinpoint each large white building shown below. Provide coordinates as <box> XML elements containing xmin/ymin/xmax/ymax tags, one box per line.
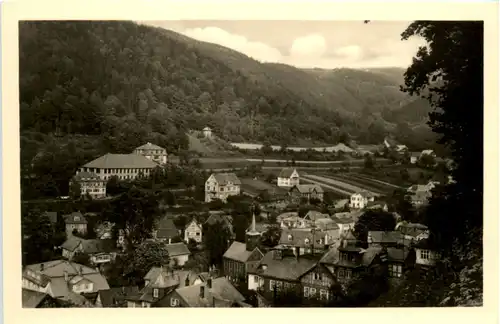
<box><xmin>205</xmin><ymin>173</ymin><xmax>241</xmax><ymax>203</ymax></box>
<box><xmin>133</xmin><ymin>142</ymin><xmax>168</xmax><ymax>165</ymax></box>
<box><xmin>70</xmin><ymin>171</ymin><xmax>107</xmax><ymax>198</ymax></box>
<box><xmin>349</xmin><ymin>191</ymin><xmax>376</xmax><ymax>209</ymax></box>
<box><xmin>77</xmin><ymin>153</ymin><xmax>158</xmax><ymax>181</ymax></box>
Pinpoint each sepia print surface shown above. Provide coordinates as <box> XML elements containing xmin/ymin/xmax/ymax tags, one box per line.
<box><xmin>19</xmin><ymin>19</ymin><xmax>483</xmax><ymax>308</ymax></box>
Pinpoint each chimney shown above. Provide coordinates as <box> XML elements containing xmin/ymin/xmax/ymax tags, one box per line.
<box><xmin>64</xmin><ymin>270</ymin><xmax>69</xmax><ymax>282</ymax></box>
<box><xmin>207</xmin><ymin>278</ymin><xmax>212</xmax><ymax>289</ymax></box>
<box><xmin>185</xmin><ymin>276</ymin><xmax>190</xmax><ymax>287</ymax></box>
<box><xmin>200</xmin><ymin>286</ymin><xmax>205</xmax><ymax>299</ymax></box>
<box><xmin>295</xmin><ymin>246</ymin><xmax>300</xmax><ymax>258</ymax></box>
<box><xmin>40</xmin><ymin>263</ymin><xmax>44</xmax><ymax>272</ymax></box>
<box><xmin>342</xmin><ymin>239</ymin><xmax>348</xmax><ymax>248</ymax></box>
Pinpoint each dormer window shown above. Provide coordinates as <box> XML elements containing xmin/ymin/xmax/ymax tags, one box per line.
<box><xmin>153</xmin><ymin>288</ymin><xmax>159</xmax><ymax>298</ymax></box>
<box><xmin>288</xmin><ymin>234</ymin><xmax>293</xmax><ymax>241</ymax></box>
<box><xmin>74</xmin><ymin>216</ymin><xmax>80</xmax><ymax>221</ymax></box>
<box><xmin>304</xmin><ymin>238</ymin><xmax>310</xmax><ymax>245</ymax></box>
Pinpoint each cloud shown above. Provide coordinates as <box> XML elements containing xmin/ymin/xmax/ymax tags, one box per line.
<box><xmin>333</xmin><ymin>45</ymin><xmax>363</xmax><ymax>60</ymax></box>
<box><xmin>182</xmin><ymin>26</ymin><xmax>283</xmax><ymax>63</ymax></box>
<box><xmin>289</xmin><ymin>34</ymin><xmax>327</xmax><ymax>58</ymax></box>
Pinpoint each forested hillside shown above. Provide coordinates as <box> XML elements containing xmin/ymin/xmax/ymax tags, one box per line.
<box><xmin>19</xmin><ymin>20</ymin><xmax>437</xmax><ymax>197</ymax></box>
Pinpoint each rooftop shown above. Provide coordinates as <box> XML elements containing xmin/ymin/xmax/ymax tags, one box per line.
<box><xmin>223</xmin><ymin>241</ymin><xmax>262</xmax><ymax>263</ymax></box>
<box><xmin>278</xmin><ymin>168</ymin><xmax>297</xmax><ymax>178</ymax></box>
<box><xmin>174</xmin><ymin>277</ymin><xmax>245</xmax><ymax>307</ymax></box>
<box><xmin>291</xmin><ymin>184</ymin><xmax>324</xmax><ymax>194</ymax></box>
<box><xmin>211</xmin><ymin>173</ymin><xmax>241</xmax><ymax>185</ymax></box>
<box><xmin>304</xmin><ymin>210</ymin><xmax>329</xmax><ymax>221</ymax></box>
<box><xmin>98</xmin><ymin>286</ymin><xmax>140</xmax><ymax>307</ymax></box>
<box><xmin>164</xmin><ymin>242</ymin><xmax>191</xmax><ymax>257</ymax></box>
<box><xmin>22</xmin><ymin>289</ymin><xmax>50</xmax><ymax>308</ymax></box>
<box><xmin>368</xmin><ymin>231</ymin><xmax>403</xmax><ymax>244</ymax></box>
<box><xmin>82</xmin><ymin>153</ymin><xmax>158</xmax><ymax>169</ymax></box>
<box><xmin>64</xmin><ymin>212</ymin><xmax>87</xmax><ymax>224</ymax></box>
<box><xmin>254</xmin><ymin>251</ymin><xmax>320</xmax><ymax>281</ymax></box>
<box><xmin>73</xmin><ymin>171</ymin><xmax>102</xmax><ymax>181</ymax></box>
<box><xmin>135</xmin><ymin>142</ymin><xmax>165</xmax><ymax>151</ymax></box>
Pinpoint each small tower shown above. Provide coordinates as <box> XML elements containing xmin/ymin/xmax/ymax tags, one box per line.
<box><xmin>245</xmin><ymin>212</ymin><xmax>261</xmax><ymax>251</ymax></box>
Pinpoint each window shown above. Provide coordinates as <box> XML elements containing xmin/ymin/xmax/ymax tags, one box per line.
<box><xmin>389</xmin><ymin>264</ymin><xmax>403</xmax><ymax>278</ymax></box>
<box><xmin>420</xmin><ymin>250</ymin><xmax>430</xmax><ymax>260</ymax></box>
<box><xmin>338</xmin><ymin>269</ymin><xmax>345</xmax><ymax>278</ymax></box>
<box><xmin>320</xmin><ymin>289</ymin><xmax>328</xmax><ymax>300</ymax></box>
<box><xmin>309</xmin><ymin>287</ymin><xmax>317</xmax><ymax>297</ymax></box>
<box><xmin>153</xmin><ymin>289</ymin><xmax>159</xmax><ymax>298</ymax></box>
<box><xmin>288</xmin><ymin>234</ymin><xmax>293</xmax><ymax>241</ymax></box>
<box><xmin>304</xmin><ymin>286</ymin><xmax>309</xmax><ymax>298</ymax></box>
<box><xmin>269</xmin><ymin>280</ymin><xmax>275</xmax><ymax>290</ymax></box>
<box><xmin>253</xmin><ymin>276</ymin><xmax>259</xmax><ymax>283</ymax></box>
<box><xmin>170</xmin><ymin>298</ymin><xmax>179</xmax><ymax>307</ymax></box>
<box><xmin>346</xmin><ymin>270</ymin><xmax>352</xmax><ymax>279</ymax></box>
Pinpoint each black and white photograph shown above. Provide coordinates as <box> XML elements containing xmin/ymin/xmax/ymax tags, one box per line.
<box><xmin>3</xmin><ymin>1</ymin><xmax>495</xmax><ymax>314</ymax></box>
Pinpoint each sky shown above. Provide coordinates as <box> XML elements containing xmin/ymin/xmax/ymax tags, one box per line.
<box><xmin>141</xmin><ymin>20</ymin><xmax>426</xmax><ymax>69</ymax></box>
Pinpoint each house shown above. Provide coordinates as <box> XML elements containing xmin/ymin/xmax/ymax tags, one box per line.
<box><xmin>299</xmin><ymin>263</ymin><xmax>337</xmax><ymax>305</ymax></box>
<box><xmin>278</xmin><ymin>228</ymin><xmax>336</xmax><ymax>256</ymax></box>
<box><xmin>64</xmin><ymin>212</ymin><xmax>88</xmax><ymax>237</ymax></box>
<box><xmin>162</xmin><ymin>277</ymin><xmax>248</xmax><ymax>307</ymax></box>
<box><xmin>133</xmin><ymin>142</ymin><xmax>168</xmax><ymax>165</ymax></box>
<box><xmin>289</xmin><ymin>184</ymin><xmax>324</xmax><ymax>203</ymax></box>
<box><xmin>409</xmin><ymin>190</ymin><xmax>432</xmax><ymax>207</ymax></box>
<box><xmin>414</xmin><ymin>239</ymin><xmax>441</xmax><ymax>267</ymax></box>
<box><xmin>319</xmin><ymin>231</ymin><xmax>383</xmax><ymax>286</ymax></box>
<box><xmin>330</xmin><ymin>212</ymin><xmax>359</xmax><ymax>237</ymax></box>
<box><xmin>184</xmin><ymin>219</ymin><xmax>203</xmax><ymax>243</ymax></box>
<box><xmin>395</xmin><ymin>222</ymin><xmax>430</xmax><ymax>243</ymax></box>
<box><xmin>164</xmin><ymin>242</ymin><xmax>191</xmax><ymax>267</ymax></box>
<box><xmin>204</xmin><ymin>173</ymin><xmax>241</xmax><ymax>203</ymax></box>
<box><xmin>395</xmin><ymin>145</ymin><xmax>408</xmax><ymax>153</ymax></box>
<box><xmin>303</xmin><ymin>210</ymin><xmax>329</xmax><ymax>222</ymax></box>
<box><xmin>202</xmin><ymin>126</ymin><xmax>212</xmax><ymax>138</ymax></box>
<box><xmin>76</xmin><ymin>153</ymin><xmax>158</xmax><ymax>181</ymax></box>
<box><xmin>385</xmin><ymin>247</ymin><xmax>415</xmax><ymax>280</ymax></box>
<box><xmin>95</xmin><ymin>286</ymin><xmax>140</xmax><ymax>307</ymax></box>
<box><xmin>70</xmin><ymin>172</ymin><xmax>107</xmax><ymax>199</ymax></box>
<box><xmin>349</xmin><ymin>191</ymin><xmax>376</xmax><ymax>209</ymax></box>
<box><xmin>154</xmin><ymin>216</ymin><xmax>180</xmax><ymax>244</ymax></box>
<box><xmin>280</xmin><ymin>214</ymin><xmax>305</xmax><ymax>229</ymax></box>
<box><xmin>367</xmin><ymin>231</ymin><xmax>404</xmax><ymax>248</ymax></box>
<box><xmin>223</xmin><ymin>214</ymin><xmax>264</xmax><ymax>283</ymax></box>
<box><xmin>22</xmin><ymin>260</ymin><xmax>110</xmax><ymax>300</ymax></box>
<box><xmin>333</xmin><ymin>199</ymin><xmax>349</xmax><ymax>209</ymax></box>
<box><xmin>60</xmin><ymin>237</ymin><xmax>118</xmax><ymax>265</ymax></box>
<box><xmin>126</xmin><ymin>268</ymin><xmax>199</xmax><ymax>308</ymax></box>
<box><xmin>22</xmin><ymin>289</ymin><xmax>60</xmax><ymax>308</ymax></box>
<box><xmin>248</xmin><ymin>249</ymin><xmax>322</xmax><ymax>305</ymax></box>
<box><xmin>410</xmin><ymin>152</ymin><xmax>421</xmax><ymax>164</ymax></box>
<box><xmin>277</xmin><ymin>168</ymin><xmax>300</xmax><ymax>188</ymax></box>
<box><xmin>313</xmin><ymin>218</ymin><xmax>340</xmax><ymax>231</ymax></box>
<box><xmin>366</xmin><ymin>200</ymin><xmax>389</xmax><ymax>212</ymax></box>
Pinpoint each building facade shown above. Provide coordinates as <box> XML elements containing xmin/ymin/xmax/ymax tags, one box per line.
<box><xmin>184</xmin><ymin>220</ymin><xmax>203</xmax><ymax>243</ymax></box>
<box><xmin>205</xmin><ymin>173</ymin><xmax>241</xmax><ymax>203</ymax></box>
<box><xmin>349</xmin><ymin>191</ymin><xmax>375</xmax><ymax>209</ymax></box>
<box><xmin>133</xmin><ymin>142</ymin><xmax>168</xmax><ymax>165</ymax></box>
<box><xmin>70</xmin><ymin>172</ymin><xmax>107</xmax><ymax>199</ymax></box>
<box><xmin>277</xmin><ymin>168</ymin><xmax>300</xmax><ymax>188</ymax></box>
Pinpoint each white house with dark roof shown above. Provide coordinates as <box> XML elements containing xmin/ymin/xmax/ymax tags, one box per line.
<box><xmin>70</xmin><ymin>171</ymin><xmax>107</xmax><ymax>198</ymax></box>
<box><xmin>289</xmin><ymin>184</ymin><xmax>324</xmax><ymax>203</ymax></box>
<box><xmin>277</xmin><ymin>168</ymin><xmax>300</xmax><ymax>188</ymax></box>
<box><xmin>414</xmin><ymin>238</ymin><xmax>441</xmax><ymax>267</ymax></box>
<box><xmin>77</xmin><ymin>153</ymin><xmax>158</xmax><ymax>182</ymax></box>
<box><xmin>64</xmin><ymin>212</ymin><xmax>88</xmax><ymax>237</ymax></box>
<box><xmin>164</xmin><ymin>242</ymin><xmax>191</xmax><ymax>267</ymax></box>
<box><xmin>134</xmin><ymin>142</ymin><xmax>168</xmax><ymax>165</ymax></box>
<box><xmin>184</xmin><ymin>219</ymin><xmax>203</xmax><ymax>243</ymax></box>
<box><xmin>22</xmin><ymin>260</ymin><xmax>109</xmax><ymax>301</ymax></box>
<box><xmin>60</xmin><ymin>237</ymin><xmax>118</xmax><ymax>264</ymax></box>
<box><xmin>204</xmin><ymin>173</ymin><xmax>241</xmax><ymax>203</ymax></box>
<box><xmin>349</xmin><ymin>191</ymin><xmax>376</xmax><ymax>209</ymax></box>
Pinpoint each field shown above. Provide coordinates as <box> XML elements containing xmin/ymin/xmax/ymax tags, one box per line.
<box><xmin>239</xmin><ymin>178</ymin><xmax>288</xmax><ymax>197</ymax></box>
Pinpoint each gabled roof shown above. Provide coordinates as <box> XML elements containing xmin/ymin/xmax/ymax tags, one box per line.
<box><xmin>304</xmin><ymin>210</ymin><xmax>329</xmax><ymax>221</ymax></box>
<box><xmin>386</xmin><ymin>247</ymin><xmax>410</xmax><ymax>262</ymax></box>
<box><xmin>174</xmin><ymin>277</ymin><xmax>245</xmax><ymax>307</ymax></box>
<box><xmin>61</xmin><ymin>237</ymin><xmax>117</xmax><ymax>254</ymax></box>
<box><xmin>22</xmin><ymin>289</ymin><xmax>50</xmax><ymax>308</ymax></box>
<box><xmin>64</xmin><ymin>212</ymin><xmax>87</xmax><ymax>224</ymax></box>
<box><xmin>366</xmin><ymin>200</ymin><xmax>387</xmax><ymax>209</ymax></box>
<box><xmin>255</xmin><ymin>251</ymin><xmax>320</xmax><ymax>281</ymax></box>
<box><xmin>291</xmin><ymin>184</ymin><xmax>324</xmax><ymax>194</ymax></box>
<box><xmin>421</xmin><ymin>149</ymin><xmax>435</xmax><ymax>155</ymax></box>
<box><xmin>352</xmin><ymin>190</ymin><xmax>375</xmax><ymax>199</ymax></box>
<box><xmin>223</xmin><ymin>241</ymin><xmax>262</xmax><ymax>263</ymax></box>
<box><xmin>98</xmin><ymin>286</ymin><xmax>140</xmax><ymax>307</ymax></box>
<box><xmin>320</xmin><ymin>245</ymin><xmax>382</xmax><ymax>268</ymax></box>
<box><xmin>203</xmin><ymin>126</ymin><xmax>211</xmax><ymax>131</ymax></box>
<box><xmin>368</xmin><ymin>231</ymin><xmax>403</xmax><ymax>244</ymax></box>
<box><xmin>24</xmin><ymin>260</ymin><xmax>110</xmax><ymax>298</ymax></box>
<box><xmin>164</xmin><ymin>242</ymin><xmax>190</xmax><ymax>257</ymax></box>
<box><xmin>135</xmin><ymin>142</ymin><xmax>165</xmax><ymax>151</ymax></box>
<box><xmin>156</xmin><ymin>216</ymin><xmax>179</xmax><ymax>239</ymax></box>
<box><xmin>277</xmin><ymin>212</ymin><xmax>299</xmax><ymax>222</ymax></box>
<box><xmin>278</xmin><ymin>168</ymin><xmax>297</xmax><ymax>178</ymax></box>
<box><xmin>211</xmin><ymin>173</ymin><xmax>241</xmax><ymax>185</ymax></box>
<box><xmin>314</xmin><ymin>218</ymin><xmax>340</xmax><ymax>231</ymax></box>
<box><xmin>331</xmin><ymin>211</ymin><xmax>362</xmax><ymax>224</ymax></box>
<box><xmin>82</xmin><ymin>153</ymin><xmax>158</xmax><ymax>169</ymax></box>
<box><xmin>60</xmin><ymin>236</ymin><xmax>83</xmax><ymax>252</ymax></box>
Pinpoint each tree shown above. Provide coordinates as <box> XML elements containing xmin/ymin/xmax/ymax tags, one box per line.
<box><xmin>353</xmin><ymin>210</ymin><xmax>397</xmax><ymax>246</ymax></box>
<box><xmin>364</xmin><ymin>155</ymin><xmax>375</xmax><ymax>170</ymax></box>
<box><xmin>399</xmin><ymin>168</ymin><xmax>410</xmax><ymax>182</ymax></box>
<box><xmin>391</xmin><ymin>189</ymin><xmax>416</xmax><ymax>222</ymax></box>
<box><xmin>261</xmin><ymin>225</ymin><xmax>282</xmax><ymax>247</ymax></box>
<box><xmin>203</xmin><ymin>221</ymin><xmax>231</xmax><ymax>267</ymax></box>
<box><xmin>103</xmin><ymin>186</ymin><xmax>161</xmax><ymax>250</ymax></box>
<box><xmin>22</xmin><ymin>208</ymin><xmax>62</xmax><ymax>265</ymax></box>
<box><xmin>69</xmin><ymin>181</ymin><xmax>82</xmax><ymax>200</ymax></box>
<box><xmin>123</xmin><ymin>240</ymin><xmax>170</xmax><ymax>286</ymax></box>
<box><xmin>400</xmin><ymin>21</ymin><xmax>483</xmax><ymax>252</ymax></box>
